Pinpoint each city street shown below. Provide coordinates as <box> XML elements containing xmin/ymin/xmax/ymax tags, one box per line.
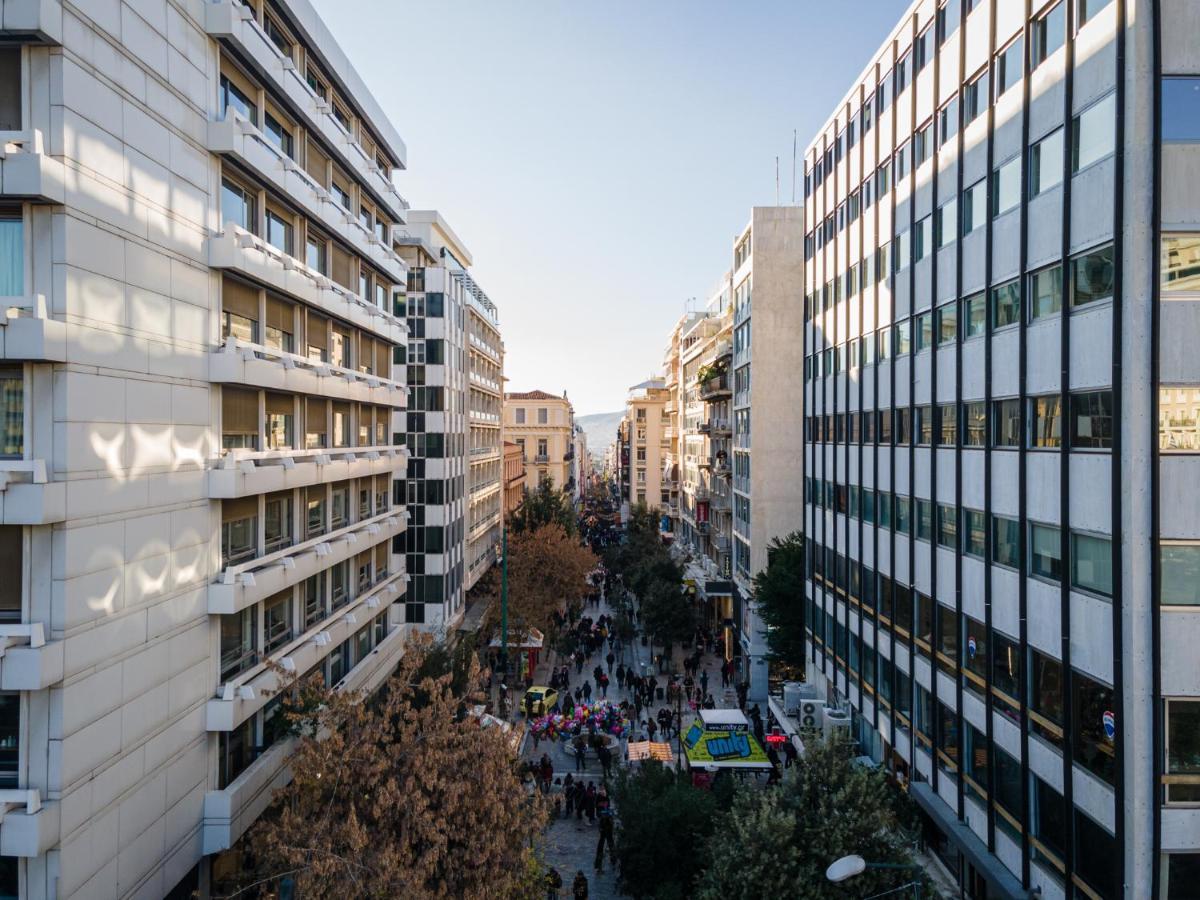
<box><xmin>522</xmin><ymin>588</ymin><xmax>739</xmax><ymax>897</ymax></box>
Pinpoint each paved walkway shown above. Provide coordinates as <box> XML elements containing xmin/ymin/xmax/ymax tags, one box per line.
<box><xmin>523</xmin><ymin>589</ymin><xmax>740</xmax><ymax>898</ymax></box>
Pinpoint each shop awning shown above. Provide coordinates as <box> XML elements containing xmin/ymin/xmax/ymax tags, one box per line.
<box><xmin>627</xmin><ymin>741</ymin><xmax>674</xmax><ymax>762</ymax></box>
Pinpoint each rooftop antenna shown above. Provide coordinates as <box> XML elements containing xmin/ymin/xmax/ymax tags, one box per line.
<box><xmin>792</xmin><ymin>129</ymin><xmax>797</xmax><ymax>204</ymax></box>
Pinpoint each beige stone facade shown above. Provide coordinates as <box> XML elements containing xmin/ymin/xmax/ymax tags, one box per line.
<box><xmin>502</xmin><ymin>390</ymin><xmax>575</xmax><ymax>493</ymax></box>
<box><xmin>502</xmin><ymin>440</ymin><xmax>526</xmax><ymax>519</ymax></box>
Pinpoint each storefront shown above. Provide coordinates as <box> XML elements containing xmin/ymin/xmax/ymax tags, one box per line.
<box><xmin>681</xmin><ymin>709</ymin><xmax>772</xmax><ymax>784</ymax></box>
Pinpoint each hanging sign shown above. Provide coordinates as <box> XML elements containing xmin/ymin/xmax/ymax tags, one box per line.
<box><xmin>1102</xmin><ymin>710</ymin><xmax>1116</xmax><ymax>740</ymax></box>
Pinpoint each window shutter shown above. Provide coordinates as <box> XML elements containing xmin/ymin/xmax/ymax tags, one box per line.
<box><xmin>222</xmin><ymin>277</ymin><xmax>260</xmax><ymax>322</ymax></box>
<box><xmin>222</xmin><ymin>388</ymin><xmax>258</xmax><ymax>434</ymax></box>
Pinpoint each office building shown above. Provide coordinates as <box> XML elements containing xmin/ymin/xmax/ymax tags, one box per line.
<box><xmin>0</xmin><ymin>0</ymin><xmax>411</xmax><ymax>894</ymax></box>
<box><xmin>799</xmin><ymin>1</ymin><xmax>1197</xmax><ymax>897</ymax></box>
<box><xmin>395</xmin><ymin>211</ymin><xmax>502</xmax><ymax>632</ymax></box>
<box><xmin>503</xmin><ymin>390</ymin><xmax>576</xmax><ymax>494</ymax></box>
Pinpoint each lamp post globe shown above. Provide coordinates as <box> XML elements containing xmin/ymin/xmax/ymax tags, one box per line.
<box><xmin>825</xmin><ymin>855</ymin><xmax>868</xmax><ymax>884</ymax></box>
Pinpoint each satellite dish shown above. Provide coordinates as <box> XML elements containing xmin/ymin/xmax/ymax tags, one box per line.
<box><xmin>825</xmin><ymin>855</ymin><xmax>867</xmax><ymax>883</ymax></box>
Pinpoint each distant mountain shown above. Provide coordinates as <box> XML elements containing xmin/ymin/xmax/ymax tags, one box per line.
<box><xmin>576</xmin><ymin>410</ymin><xmax>624</xmax><ymax>461</ymax></box>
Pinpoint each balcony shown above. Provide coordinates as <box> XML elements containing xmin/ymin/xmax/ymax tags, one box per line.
<box><xmin>0</xmin><ymin>623</ymin><xmax>61</xmax><ymax>690</ymax></box>
<box><xmin>208</xmin><ymin>226</ymin><xmax>406</xmax><ymax>346</ymax></box>
<box><xmin>210</xmin><ymin>444</ymin><xmax>406</xmax><ymax>500</ymax></box>
<box><xmin>710</xmin><ymin>492</ymin><xmax>731</xmax><ymax>512</ymax></box>
<box><xmin>202</xmin><ymin>613</ymin><xmax>408</xmax><ymax>854</ymax></box>
<box><xmin>533</xmin><ymin>454</ymin><xmax>550</xmax><ymax>464</ymax></box>
<box><xmin>715</xmin><ymin>338</ymin><xmax>733</xmax><ymax>361</ymax></box>
<box><xmin>211</xmin><ymin>336</ymin><xmax>406</xmax><ymax>407</ymax></box>
<box><xmin>707</xmin><ymin>418</ymin><xmax>732</xmax><ymax>436</ymax></box>
<box><xmin>203</xmin><ymin>0</ymin><xmax>408</xmax><ymax>223</ymax></box>
<box><xmin>564</xmin><ymin>448</ymin><xmax>575</xmax><ymax>462</ymax></box>
<box><xmin>0</xmin><ymin>460</ymin><xmax>64</xmax><ymax>525</ymax></box>
<box><xmin>207</xmin><ymin>116</ymin><xmax>407</xmax><ymax>285</ymax></box>
<box><xmin>712</xmin><ymin>457</ymin><xmax>731</xmax><ymax>477</ymax></box>
<box><xmin>712</xmin><ymin>534</ymin><xmax>732</xmax><ymax>555</ymax></box>
<box><xmin>1</xmin><ymin>0</ymin><xmax>62</xmax><ymax>42</ymax></box>
<box><xmin>699</xmin><ymin>372</ymin><xmax>731</xmax><ymax>400</ymax></box>
<box><xmin>0</xmin><ymin>294</ymin><xmax>65</xmax><ymax>362</ymax></box>
<box><xmin>209</xmin><ymin>508</ymin><xmax>406</xmax><ymax>616</ymax></box>
<box><xmin>697</xmin><ymin>455</ymin><xmax>711</xmax><ymax>469</ymax></box>
<box><xmin>0</xmin><ymin>130</ymin><xmax>64</xmax><ymax>202</ymax></box>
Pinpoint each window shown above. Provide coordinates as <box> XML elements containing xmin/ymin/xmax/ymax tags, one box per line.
<box><xmin>916</xmin><ymin>405</ymin><xmax>933</xmax><ymax>444</ymax></box>
<box><xmin>1074</xmin><ymin>810</ymin><xmax>1118</xmax><ymax>899</ymax></box>
<box><xmin>1030</xmin><ymin>776</ymin><xmax>1068</xmax><ymax>872</ymax></box>
<box><xmin>1071</xmin><ymin>531</ymin><xmax>1112</xmax><ymax>596</ymax></box>
<box><xmin>264</xmin><ymin>492</ymin><xmax>293</xmax><ymax>553</ymax></box>
<box><xmin>937</xmin><ymin>0</ymin><xmax>960</xmax><ymax>44</ymax></box>
<box><xmin>936</xmin><ymin>302</ymin><xmax>957</xmax><ymax>346</ymax></box>
<box><xmin>963</xmin><ymin>401</ymin><xmax>986</xmax><ymax>447</ymax></box>
<box><xmin>1071</xmin><ymin>242</ymin><xmax>1115</xmax><ymax>306</ymax></box>
<box><xmin>1072</xmin><ymin>670</ymin><xmax>1115</xmax><ymax>784</ymax></box>
<box><xmin>894</xmin><ymin>229</ymin><xmax>910</xmax><ymax>272</ymax></box>
<box><xmin>964</xmin><ymin>511</ymin><xmax>986</xmax><ymax>557</ymax></box>
<box><xmin>264</xmin><ymin>590</ymin><xmax>293</xmax><ymax>654</ymax></box>
<box><xmin>916</xmin><ymin>311</ymin><xmax>933</xmax><ymax>351</ymax></box>
<box><xmin>1077</xmin><ymin>0</ymin><xmax>1113</xmax><ymax>28</ymax></box>
<box><xmin>1029</xmin><ymin>264</ymin><xmax>1063</xmax><ymax>320</ymax></box>
<box><xmin>0</xmin><ymin>211</ymin><xmax>21</xmax><ymax>297</ymax></box>
<box><xmin>896</xmin><ymin>496</ymin><xmax>912</xmax><ymax>534</ymax></box>
<box><xmin>1161</xmin><ymin>235</ymin><xmax>1200</xmax><ymax>293</ymax></box>
<box><xmin>995</xmin><ymin>36</ymin><xmax>1024</xmax><ymax>99</ymax></box>
<box><xmin>0</xmin><ymin>48</ymin><xmax>20</xmax><ymax>131</ymax></box>
<box><xmin>992</xmin><ymin>515</ymin><xmax>1020</xmax><ymax>568</ymax></box>
<box><xmin>219</xmin><ymin>73</ymin><xmax>257</xmax><ymax>125</ymax></box>
<box><xmin>915</xmin><ymin>27</ymin><xmax>932</xmax><ymax>73</ymax></box>
<box><xmin>937</xmin><ymin>504</ymin><xmax>957</xmax><ymax>548</ymax></box>
<box><xmin>964</xmin><ymin>69</ymin><xmax>989</xmax><ymax>123</ymax></box>
<box><xmin>1166</xmin><ymin>700</ymin><xmax>1200</xmax><ymax>802</ymax></box>
<box><xmin>1070</xmin><ymin>390</ymin><xmax>1113</xmax><ymax>448</ymax></box>
<box><xmin>219</xmin><ymin>607</ymin><xmax>257</xmax><ymax>681</ymax></box>
<box><xmin>934</xmin><ymin>199</ymin><xmax>957</xmax><ymax>250</ymax></box>
<box><xmin>1030</xmin><ymin>395</ymin><xmax>1062</xmax><ymax>448</ymax></box>
<box><xmin>1030</xmin><ymin>523</ymin><xmax>1062</xmax><ymax>581</ymax></box>
<box><xmin>1162</xmin><ymin>544</ymin><xmax>1200</xmax><ymax>605</ymax></box>
<box><xmin>220</xmin><ymin>179</ymin><xmax>256</xmax><ymax>233</ymax></box>
<box><xmin>993</xmin><ymin>398</ymin><xmax>1021</xmax><ymax>447</ymax></box>
<box><xmin>306</xmin><ymin>487</ymin><xmax>326</xmax><ymax>539</ymax></box>
<box><xmin>992</xmin><ymin>156</ymin><xmax>1021</xmax><ymax>217</ymax></box>
<box><xmin>914</xmin><ymin>216</ymin><xmax>932</xmax><ymax>262</ymax></box>
<box><xmin>263</xmin><ymin>111</ymin><xmax>294</xmax><ymax>159</ymax></box>
<box><xmin>1073</xmin><ymin>92</ymin><xmax>1116</xmax><ymax>172</ymax></box>
<box><xmin>894</xmin><ymin>140</ymin><xmax>910</xmax><ymax>182</ymax></box>
<box><xmin>515</xmin><ymin>407</ymin><xmax>526</xmax><ymax>425</ymax></box>
<box><xmin>936</xmin><ymin>403</ymin><xmax>955</xmax><ymax>446</ymax></box>
<box><xmin>938</xmin><ymin>97</ymin><xmax>959</xmax><ymax>147</ymax></box>
<box><xmin>0</xmin><ymin>371</ymin><xmax>22</xmax><ymax>459</ymax></box>
<box><xmin>1030</xmin><ymin>128</ymin><xmax>1064</xmax><ymax>196</ymax></box>
<box><xmin>537</xmin><ymin>407</ymin><xmax>548</xmax><ymax>425</ymax></box>
<box><xmin>991</xmin><ymin>280</ymin><xmax>1020</xmax><ymax>329</ymax></box>
<box><xmin>1031</xmin><ymin>2</ymin><xmax>1065</xmax><ymax>69</ymax></box>
<box><xmin>1164</xmin><ymin>854</ymin><xmax>1200</xmax><ymax>899</ymax></box>
<box><xmin>962</xmin><ymin>292</ymin><xmax>986</xmax><ymax>337</ymax></box>
<box><xmin>1029</xmin><ymin>649</ymin><xmax>1065</xmax><ymax>743</ymax></box>
<box><xmin>914</xmin><ymin>122</ymin><xmax>933</xmax><ymax>167</ymax></box>
<box><xmin>265</xmin><ymin>208</ymin><xmax>292</xmax><ymax>256</ymax></box>
<box><xmin>895</xmin><ymin>51</ymin><xmax>911</xmax><ymax>95</ymax></box>
<box><xmin>221</xmin><ymin>499</ymin><xmax>257</xmax><ymax>568</ymax></box>
<box><xmin>306</xmin><ymin>234</ymin><xmax>327</xmax><ymax>275</ymax></box>
<box><xmin>962</xmin><ymin>179</ymin><xmax>987</xmax><ymax>236</ymax></box>
<box><xmin>1163</xmin><ymin>77</ymin><xmax>1200</xmax><ymax>142</ymax></box>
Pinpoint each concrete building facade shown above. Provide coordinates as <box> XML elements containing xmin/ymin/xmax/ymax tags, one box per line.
<box><xmin>621</xmin><ymin>380</ymin><xmax>669</xmax><ymax>513</ymax></box>
<box><xmin>395</xmin><ymin>211</ymin><xmax>502</xmax><ymax>632</ymax></box>
<box><xmin>503</xmin><ymin>390</ymin><xmax>575</xmax><ymax>494</ymax></box>
<box><xmin>0</xmin><ymin>0</ymin><xmax>412</xmax><ymax>894</ymax></box>
<box><xmin>799</xmin><ymin>1</ymin><xmax>1200</xmax><ymax>897</ymax></box>
<box><xmin>502</xmin><ymin>440</ymin><xmax>525</xmax><ymax>519</ymax></box>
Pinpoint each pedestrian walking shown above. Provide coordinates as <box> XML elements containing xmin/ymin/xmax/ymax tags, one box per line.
<box><xmin>784</xmin><ymin>739</ymin><xmax>798</xmax><ymax>768</ymax></box>
<box><xmin>699</xmin><ymin>669</ymin><xmax>709</xmax><ymax>697</ymax></box>
<box><xmin>647</xmin><ymin>718</ymin><xmax>657</xmax><ymax>742</ymax></box>
<box><xmin>573</xmin><ymin>870</ymin><xmax>589</xmax><ymax>900</ymax></box>
<box><xmin>599</xmin><ymin>673</ymin><xmax>609</xmax><ymax>698</ymax></box>
<box><xmin>582</xmin><ymin>680</ymin><xmax>592</xmax><ymax>702</ymax></box>
<box><xmin>585</xmin><ymin>783</ymin><xmax>597</xmax><ymax>824</ymax></box>
<box><xmin>616</xmin><ymin>663</ymin><xmax>626</xmax><ymax>689</ymax></box>
<box><xmin>574</xmin><ymin>742</ymin><xmax>586</xmax><ymax>773</ymax></box>
<box><xmin>545</xmin><ymin>867</ymin><xmax>563</xmax><ymax>899</ymax></box>
<box><xmin>606</xmin><ymin>650</ymin><xmax>615</xmax><ymax>674</ymax></box>
<box><xmin>564</xmin><ymin>774</ymin><xmax>576</xmax><ymax>815</ymax></box>
<box><xmin>594</xmin><ymin>811</ymin><xmax>616</xmax><ymax>872</ymax></box>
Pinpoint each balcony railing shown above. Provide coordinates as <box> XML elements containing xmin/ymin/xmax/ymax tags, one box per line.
<box><xmin>534</xmin><ymin>454</ymin><xmax>550</xmax><ymax>463</ymax></box>
<box><xmin>699</xmin><ymin>372</ymin><xmax>731</xmax><ymax>399</ymax></box>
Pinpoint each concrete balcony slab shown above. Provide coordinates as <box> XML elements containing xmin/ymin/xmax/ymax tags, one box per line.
<box><xmin>0</xmin><ymin>130</ymin><xmax>64</xmax><ymax>202</ymax></box>
<box><xmin>208</xmin><ymin>443</ymin><xmax>407</xmax><ymax>500</ymax></box>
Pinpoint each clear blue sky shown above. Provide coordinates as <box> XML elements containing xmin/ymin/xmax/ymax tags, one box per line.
<box><xmin>312</xmin><ymin>0</ymin><xmax>910</xmax><ymax>415</ymax></box>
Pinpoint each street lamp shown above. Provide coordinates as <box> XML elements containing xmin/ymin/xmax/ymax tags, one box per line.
<box><xmin>825</xmin><ymin>855</ymin><xmax>921</xmax><ymax>900</ymax></box>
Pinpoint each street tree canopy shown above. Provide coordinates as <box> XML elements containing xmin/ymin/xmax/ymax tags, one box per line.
<box><xmin>244</xmin><ymin>637</ymin><xmax>546</xmax><ymax>899</ymax></box>
<box><xmin>481</xmin><ymin>522</ymin><xmax>597</xmax><ymax>637</ymax></box>
<box><xmin>696</xmin><ymin>736</ymin><xmax>924</xmax><ymax>900</ymax></box>
<box><xmin>509</xmin><ymin>477</ymin><xmax>577</xmax><ymax>536</ymax></box>
<box><xmin>751</xmin><ymin>531</ymin><xmax>807</xmax><ymax>674</ymax></box>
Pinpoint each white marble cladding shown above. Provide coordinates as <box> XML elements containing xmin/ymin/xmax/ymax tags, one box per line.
<box><xmin>0</xmin><ymin>130</ymin><xmax>65</xmax><ymax>201</ymax></box>
<box><xmin>208</xmin><ymin>508</ymin><xmax>406</xmax><ymax>614</ymax></box>
<box><xmin>208</xmin><ymin>444</ymin><xmax>406</xmax><ymax>499</ymax></box>
<box><xmin>0</xmin><ymin>0</ymin><xmax>61</xmax><ymax>43</ymax></box>
<box><xmin>202</xmin><ymin>0</ymin><xmax>408</xmax><ymax>223</ymax></box>
<box><xmin>1</xmin><ymin>0</ymin><xmax>408</xmax><ymax>894</ymax></box>
<box><xmin>206</xmin><ymin>116</ymin><xmax>407</xmax><ymax>284</ymax></box>
<box><xmin>208</xmin><ymin>226</ymin><xmax>406</xmax><ymax>346</ymax></box>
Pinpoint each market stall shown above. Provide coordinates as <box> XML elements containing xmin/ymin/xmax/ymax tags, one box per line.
<box><xmin>627</xmin><ymin>740</ymin><xmax>675</xmax><ymax>765</ymax></box>
<box><xmin>681</xmin><ymin>709</ymin><xmax>772</xmax><ymax>784</ymax></box>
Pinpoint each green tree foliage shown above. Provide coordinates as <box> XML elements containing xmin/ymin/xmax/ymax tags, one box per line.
<box><xmin>509</xmin><ymin>477</ymin><xmax>577</xmax><ymax>536</ymax></box>
<box><xmin>602</xmin><ymin>503</ymin><xmax>691</xmax><ymax>649</ymax></box>
<box><xmin>696</xmin><ymin>736</ymin><xmax>925</xmax><ymax>900</ymax></box>
<box><xmin>612</xmin><ymin>762</ymin><xmax>721</xmax><ymax>900</ymax></box>
<box><xmin>752</xmin><ymin>531</ymin><xmax>807</xmax><ymax>673</ymax></box>
<box><xmin>639</xmin><ymin>577</ymin><xmax>694</xmax><ymax>649</ymax></box>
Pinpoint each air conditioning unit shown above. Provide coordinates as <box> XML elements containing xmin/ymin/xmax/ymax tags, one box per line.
<box><xmin>799</xmin><ymin>700</ymin><xmax>824</xmax><ymax>733</ymax></box>
<box><xmin>823</xmin><ymin>707</ymin><xmax>851</xmax><ymax>742</ymax></box>
<box><xmin>782</xmin><ymin>681</ymin><xmax>820</xmax><ymax>715</ymax></box>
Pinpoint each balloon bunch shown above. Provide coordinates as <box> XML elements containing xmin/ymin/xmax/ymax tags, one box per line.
<box><xmin>530</xmin><ymin>700</ymin><xmax>631</xmax><ymax>741</ymax></box>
